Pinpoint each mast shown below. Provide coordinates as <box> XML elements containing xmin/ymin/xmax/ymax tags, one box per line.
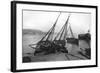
<box><xmin>69</xmin><ymin>25</ymin><xmax>74</xmax><ymax>38</ymax></box>
<box><xmin>58</xmin><ymin>14</ymin><xmax>70</xmax><ymax>40</ymax></box>
<box><xmin>46</xmin><ymin>12</ymin><xmax>61</xmax><ymax>41</ymax></box>
<box><xmin>66</xmin><ymin>23</ymin><xmax>74</xmax><ymax>38</ymax></box>
<box><xmin>38</xmin><ymin>25</ymin><xmax>54</xmax><ymax>43</ymax></box>
<box><xmin>54</xmin><ymin>24</ymin><xmax>65</xmax><ymax>40</ymax></box>
<box><xmin>63</xmin><ymin>15</ymin><xmax>70</xmax><ymax>40</ymax></box>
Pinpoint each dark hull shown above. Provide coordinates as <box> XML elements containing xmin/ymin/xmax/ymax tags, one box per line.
<box><xmin>78</xmin><ymin>33</ymin><xmax>91</xmax><ymax>40</ymax></box>
<box><xmin>78</xmin><ymin>33</ymin><xmax>91</xmax><ymax>45</ymax></box>
<box><xmin>66</xmin><ymin>38</ymin><xmax>78</xmax><ymax>45</ymax></box>
<box><xmin>34</xmin><ymin>40</ymin><xmax>68</xmax><ymax>56</ymax></box>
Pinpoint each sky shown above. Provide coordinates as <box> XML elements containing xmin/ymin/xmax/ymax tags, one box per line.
<box><xmin>23</xmin><ymin>10</ymin><xmax>91</xmax><ymax>34</ymax></box>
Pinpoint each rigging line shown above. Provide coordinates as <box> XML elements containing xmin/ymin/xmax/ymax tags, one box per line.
<box><xmin>54</xmin><ymin>14</ymin><xmax>70</xmax><ymax>40</ymax></box>
<box><xmin>64</xmin><ymin>18</ymin><xmax>71</xmax><ymax>40</ymax></box>
<box><xmin>61</xmin><ymin>22</ymin><xmax>68</xmax><ymax>40</ymax></box>
<box><xmin>46</xmin><ymin>12</ymin><xmax>61</xmax><ymax>41</ymax></box>
<box><xmin>54</xmin><ymin>23</ymin><xmax>65</xmax><ymax>40</ymax></box>
<box><xmin>46</xmin><ymin>23</ymin><xmax>55</xmax><ymax>41</ymax></box>
<box><xmin>59</xmin><ymin>24</ymin><xmax>66</xmax><ymax>40</ymax></box>
<box><xmin>66</xmin><ymin>24</ymin><xmax>70</xmax><ymax>37</ymax></box>
<box><xmin>38</xmin><ymin>25</ymin><xmax>54</xmax><ymax>43</ymax></box>
<box><xmin>63</xmin><ymin>26</ymin><xmax>67</xmax><ymax>40</ymax></box>
<box><xmin>69</xmin><ymin>23</ymin><xmax>75</xmax><ymax>38</ymax></box>
<box><xmin>51</xmin><ymin>23</ymin><xmax>56</xmax><ymax>41</ymax></box>
<box><xmin>49</xmin><ymin>25</ymin><xmax>56</xmax><ymax>41</ymax></box>
<box><xmin>69</xmin><ymin>26</ymin><xmax>74</xmax><ymax>38</ymax></box>
<box><xmin>51</xmin><ymin>12</ymin><xmax>62</xmax><ymax>41</ymax></box>
<box><xmin>59</xmin><ymin>14</ymin><xmax>70</xmax><ymax>40</ymax></box>
<box><xmin>63</xmin><ymin>21</ymin><xmax>69</xmax><ymax>40</ymax></box>
<box><xmin>62</xmin><ymin>27</ymin><xmax>67</xmax><ymax>40</ymax></box>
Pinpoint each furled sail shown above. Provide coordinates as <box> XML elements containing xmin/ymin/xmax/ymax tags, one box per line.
<box><xmin>53</xmin><ymin>14</ymin><xmax>71</xmax><ymax>47</ymax></box>
<box><xmin>29</xmin><ymin>12</ymin><xmax>61</xmax><ymax>49</ymax></box>
<box><xmin>54</xmin><ymin>14</ymin><xmax>70</xmax><ymax>41</ymax></box>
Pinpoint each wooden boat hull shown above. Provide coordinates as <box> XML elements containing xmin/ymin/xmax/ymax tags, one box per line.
<box><xmin>34</xmin><ymin>40</ymin><xmax>68</xmax><ymax>56</ymax></box>
<box><xmin>66</xmin><ymin>38</ymin><xmax>78</xmax><ymax>45</ymax></box>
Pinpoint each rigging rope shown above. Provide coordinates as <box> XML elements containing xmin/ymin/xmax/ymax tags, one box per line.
<box><xmin>46</xmin><ymin>12</ymin><xmax>61</xmax><ymax>41</ymax></box>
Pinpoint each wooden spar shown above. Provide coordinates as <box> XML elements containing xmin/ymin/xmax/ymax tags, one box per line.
<box><xmin>63</xmin><ymin>22</ymin><xmax>67</xmax><ymax>40</ymax></box>
<box><xmin>46</xmin><ymin>22</ymin><xmax>56</xmax><ymax>41</ymax></box>
<box><xmin>46</xmin><ymin>12</ymin><xmax>61</xmax><ymax>41</ymax></box>
<box><xmin>63</xmin><ymin>15</ymin><xmax>70</xmax><ymax>40</ymax></box>
<box><xmin>66</xmin><ymin>22</ymin><xmax>74</xmax><ymax>38</ymax></box>
<box><xmin>59</xmin><ymin>14</ymin><xmax>70</xmax><ymax>40</ymax></box>
<box><xmin>38</xmin><ymin>25</ymin><xmax>53</xmax><ymax>43</ymax></box>
<box><xmin>69</xmin><ymin>25</ymin><xmax>74</xmax><ymax>38</ymax></box>
<box><xmin>54</xmin><ymin>24</ymin><xmax>65</xmax><ymax>40</ymax></box>
<box><xmin>59</xmin><ymin>24</ymin><xmax>66</xmax><ymax>40</ymax></box>
<box><xmin>37</xmin><ymin>13</ymin><xmax>61</xmax><ymax>42</ymax></box>
<box><xmin>50</xmin><ymin>12</ymin><xmax>61</xmax><ymax>41</ymax></box>
<box><xmin>54</xmin><ymin>14</ymin><xmax>71</xmax><ymax>41</ymax></box>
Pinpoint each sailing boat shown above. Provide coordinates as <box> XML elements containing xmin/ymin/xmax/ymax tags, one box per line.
<box><xmin>29</xmin><ymin>13</ymin><xmax>62</xmax><ymax>55</ymax></box>
<box><xmin>29</xmin><ymin>13</ymin><xmax>77</xmax><ymax>56</ymax></box>
<box><xmin>27</xmin><ymin>12</ymin><xmax>92</xmax><ymax>61</ymax></box>
<box><xmin>66</xmin><ymin>24</ymin><xmax>79</xmax><ymax>45</ymax></box>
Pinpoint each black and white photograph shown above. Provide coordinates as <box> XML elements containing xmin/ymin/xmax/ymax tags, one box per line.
<box><xmin>22</xmin><ymin>10</ymin><xmax>91</xmax><ymax>63</ymax></box>
<box><xmin>11</xmin><ymin>1</ymin><xmax>97</xmax><ymax>72</ymax></box>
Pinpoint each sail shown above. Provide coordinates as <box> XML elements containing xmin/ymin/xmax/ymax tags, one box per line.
<box><xmin>66</xmin><ymin>23</ymin><xmax>78</xmax><ymax>45</ymax></box>
<box><xmin>54</xmin><ymin>14</ymin><xmax>70</xmax><ymax>41</ymax></box>
<box><xmin>66</xmin><ymin>25</ymin><xmax>74</xmax><ymax>38</ymax></box>
<box><xmin>37</xmin><ymin>13</ymin><xmax>61</xmax><ymax>43</ymax></box>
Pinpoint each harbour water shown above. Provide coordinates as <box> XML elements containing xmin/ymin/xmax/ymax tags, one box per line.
<box><xmin>22</xmin><ymin>33</ymin><xmax>90</xmax><ymax>62</ymax></box>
